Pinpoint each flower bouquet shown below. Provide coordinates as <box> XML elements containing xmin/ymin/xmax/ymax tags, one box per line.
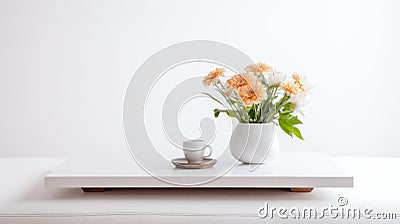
<box><xmin>202</xmin><ymin>63</ymin><xmax>310</xmax><ymax>140</ymax></box>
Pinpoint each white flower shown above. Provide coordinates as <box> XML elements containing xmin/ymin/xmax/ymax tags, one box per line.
<box><xmin>266</xmin><ymin>71</ymin><xmax>287</xmax><ymax>86</ymax></box>
<box><xmin>288</xmin><ymin>92</ymin><xmax>309</xmax><ymax>116</ymax></box>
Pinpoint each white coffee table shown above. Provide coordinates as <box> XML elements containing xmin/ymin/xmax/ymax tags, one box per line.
<box><xmin>45</xmin><ymin>152</ymin><xmax>353</xmax><ymax>192</ymax></box>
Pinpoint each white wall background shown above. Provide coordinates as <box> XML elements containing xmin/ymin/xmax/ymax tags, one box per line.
<box><xmin>1</xmin><ymin>0</ymin><xmax>399</xmax><ymax>157</ymax></box>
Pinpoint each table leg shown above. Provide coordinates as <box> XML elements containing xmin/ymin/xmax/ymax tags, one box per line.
<box><xmin>290</xmin><ymin>187</ymin><xmax>314</xmax><ymax>192</ymax></box>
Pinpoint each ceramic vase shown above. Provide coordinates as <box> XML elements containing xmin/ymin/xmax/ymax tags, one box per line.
<box><xmin>229</xmin><ymin>123</ymin><xmax>279</xmax><ymax>164</ymax></box>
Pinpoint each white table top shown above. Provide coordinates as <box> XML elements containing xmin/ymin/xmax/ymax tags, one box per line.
<box><xmin>45</xmin><ymin>152</ymin><xmax>353</xmax><ymax>188</ymax></box>
<box><xmin>1</xmin><ymin>156</ymin><xmax>399</xmax><ymax>223</ymax></box>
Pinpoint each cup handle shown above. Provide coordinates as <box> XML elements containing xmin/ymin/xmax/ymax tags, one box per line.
<box><xmin>203</xmin><ymin>145</ymin><xmax>212</xmax><ymax>157</ymax></box>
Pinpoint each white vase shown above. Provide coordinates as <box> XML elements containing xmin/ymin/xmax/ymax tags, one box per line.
<box><xmin>229</xmin><ymin>123</ymin><xmax>279</xmax><ymax>164</ymax></box>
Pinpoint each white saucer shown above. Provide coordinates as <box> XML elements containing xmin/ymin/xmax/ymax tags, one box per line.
<box><xmin>171</xmin><ymin>158</ymin><xmax>217</xmax><ymax>169</ymax></box>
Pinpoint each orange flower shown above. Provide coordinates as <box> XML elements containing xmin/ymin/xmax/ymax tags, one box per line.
<box><xmin>227</xmin><ymin>74</ymin><xmax>247</xmax><ymax>89</ymax></box>
<box><xmin>238</xmin><ymin>80</ymin><xmax>266</xmax><ymax>105</ymax></box>
<box><xmin>292</xmin><ymin>73</ymin><xmax>305</xmax><ymax>92</ymax></box>
<box><xmin>245</xmin><ymin>63</ymin><xmax>272</xmax><ymax>73</ymax></box>
<box><xmin>203</xmin><ymin>68</ymin><xmax>225</xmax><ymax>86</ymax></box>
<box><xmin>280</xmin><ymin>80</ymin><xmax>299</xmax><ymax>96</ymax></box>
<box><xmin>226</xmin><ymin>73</ymin><xmax>256</xmax><ymax>89</ymax></box>
<box><xmin>241</xmin><ymin>73</ymin><xmax>257</xmax><ymax>85</ymax></box>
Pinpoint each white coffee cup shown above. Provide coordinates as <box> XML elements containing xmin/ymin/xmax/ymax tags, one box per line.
<box><xmin>182</xmin><ymin>139</ymin><xmax>212</xmax><ymax>164</ymax></box>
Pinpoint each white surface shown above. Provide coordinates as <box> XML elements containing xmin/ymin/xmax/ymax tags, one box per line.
<box><xmin>1</xmin><ymin>157</ymin><xmax>399</xmax><ymax>224</ymax></box>
<box><xmin>1</xmin><ymin>0</ymin><xmax>400</xmax><ymax>157</ymax></box>
<box><xmin>45</xmin><ymin>152</ymin><xmax>352</xmax><ymax>188</ymax></box>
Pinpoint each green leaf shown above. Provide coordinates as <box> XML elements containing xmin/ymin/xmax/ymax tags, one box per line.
<box><xmin>279</xmin><ymin>113</ymin><xmax>291</xmax><ymax>120</ymax></box>
<box><xmin>246</xmin><ymin>106</ymin><xmax>251</xmax><ymax>113</ymax></box>
<box><xmin>213</xmin><ymin>109</ymin><xmax>220</xmax><ymax>118</ymax></box>
<box><xmin>280</xmin><ymin>102</ymin><xmax>294</xmax><ymax>113</ymax></box>
<box><xmin>248</xmin><ymin>105</ymin><xmax>255</xmax><ymax>120</ymax></box>
<box><xmin>278</xmin><ymin>114</ymin><xmax>304</xmax><ymax>140</ymax></box>
<box><xmin>289</xmin><ymin>116</ymin><xmax>303</xmax><ymax>125</ymax></box>
<box><xmin>213</xmin><ymin>109</ymin><xmax>237</xmax><ymax>118</ymax></box>
<box><xmin>278</xmin><ymin>119</ymin><xmax>293</xmax><ymax>137</ymax></box>
<box><xmin>291</xmin><ymin>126</ymin><xmax>304</xmax><ymax>140</ymax></box>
